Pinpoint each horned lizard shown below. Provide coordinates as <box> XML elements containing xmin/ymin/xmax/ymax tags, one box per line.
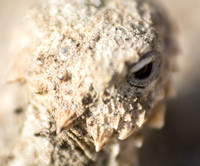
<box><xmin>6</xmin><ymin>0</ymin><xmax>177</xmax><ymax>165</ymax></box>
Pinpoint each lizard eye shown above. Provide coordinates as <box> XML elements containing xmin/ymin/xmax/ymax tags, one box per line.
<box><xmin>126</xmin><ymin>51</ymin><xmax>161</xmax><ymax>88</ymax></box>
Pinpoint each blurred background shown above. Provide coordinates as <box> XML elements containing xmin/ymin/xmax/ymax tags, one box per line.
<box><xmin>139</xmin><ymin>1</ymin><xmax>200</xmax><ymax>166</ymax></box>
<box><xmin>0</xmin><ymin>0</ymin><xmax>199</xmax><ymax>166</ymax></box>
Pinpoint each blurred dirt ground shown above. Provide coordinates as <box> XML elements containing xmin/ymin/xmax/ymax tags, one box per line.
<box><xmin>0</xmin><ymin>0</ymin><xmax>200</xmax><ymax>166</ymax></box>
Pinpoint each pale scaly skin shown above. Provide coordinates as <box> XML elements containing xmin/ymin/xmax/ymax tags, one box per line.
<box><xmin>6</xmin><ymin>0</ymin><xmax>177</xmax><ymax>165</ymax></box>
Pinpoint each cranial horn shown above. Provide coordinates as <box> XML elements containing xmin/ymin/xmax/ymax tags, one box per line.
<box><xmin>56</xmin><ymin>110</ymin><xmax>77</xmax><ymax>134</ymax></box>
<box><xmin>118</xmin><ymin>122</ymin><xmax>135</xmax><ymax>140</ymax></box>
<box><xmin>148</xmin><ymin>101</ymin><xmax>166</xmax><ymax>129</ymax></box>
<box><xmin>90</xmin><ymin>125</ymin><xmax>114</xmax><ymax>152</ymax></box>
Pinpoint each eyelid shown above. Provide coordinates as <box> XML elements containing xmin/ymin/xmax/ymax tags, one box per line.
<box><xmin>129</xmin><ymin>56</ymin><xmax>153</xmax><ymax>74</ymax></box>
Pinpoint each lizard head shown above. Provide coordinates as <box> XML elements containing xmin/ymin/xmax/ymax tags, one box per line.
<box><xmin>11</xmin><ymin>0</ymin><xmax>177</xmax><ymax>153</ymax></box>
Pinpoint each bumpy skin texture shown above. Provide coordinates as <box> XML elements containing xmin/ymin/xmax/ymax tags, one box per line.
<box><xmin>6</xmin><ymin>0</ymin><xmax>177</xmax><ymax>165</ymax></box>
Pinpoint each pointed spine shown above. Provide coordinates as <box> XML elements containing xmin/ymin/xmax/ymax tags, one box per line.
<box><xmin>56</xmin><ymin>110</ymin><xmax>77</xmax><ymax>134</ymax></box>
<box><xmin>90</xmin><ymin>125</ymin><xmax>114</xmax><ymax>152</ymax></box>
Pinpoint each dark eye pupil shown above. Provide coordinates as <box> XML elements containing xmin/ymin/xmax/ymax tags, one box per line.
<box><xmin>134</xmin><ymin>63</ymin><xmax>153</xmax><ymax>79</ymax></box>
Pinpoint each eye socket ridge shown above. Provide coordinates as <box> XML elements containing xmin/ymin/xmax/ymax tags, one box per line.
<box><xmin>126</xmin><ymin>51</ymin><xmax>161</xmax><ymax>88</ymax></box>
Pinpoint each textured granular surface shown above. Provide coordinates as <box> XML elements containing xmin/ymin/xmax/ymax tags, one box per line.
<box><xmin>1</xmin><ymin>0</ymin><xmax>177</xmax><ymax>166</ymax></box>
